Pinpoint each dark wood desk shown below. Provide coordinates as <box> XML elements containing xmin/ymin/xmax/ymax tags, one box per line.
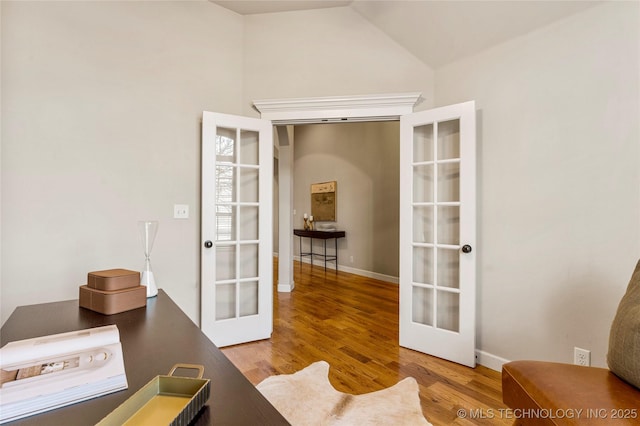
<box><xmin>0</xmin><ymin>290</ymin><xmax>289</xmax><ymax>425</ymax></box>
<box><xmin>293</xmin><ymin>229</ymin><xmax>346</xmax><ymax>271</ymax></box>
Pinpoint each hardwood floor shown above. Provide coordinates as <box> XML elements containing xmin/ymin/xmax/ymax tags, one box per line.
<box><xmin>221</xmin><ymin>260</ymin><xmax>511</xmax><ymax>425</ymax></box>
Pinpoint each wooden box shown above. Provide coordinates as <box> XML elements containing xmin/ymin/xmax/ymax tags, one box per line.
<box><xmin>79</xmin><ymin>285</ymin><xmax>146</xmax><ymax>315</ymax></box>
<box><xmin>87</xmin><ymin>269</ymin><xmax>141</xmax><ymax>291</ymax></box>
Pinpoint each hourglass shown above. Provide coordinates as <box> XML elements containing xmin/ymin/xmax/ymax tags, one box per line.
<box><xmin>139</xmin><ymin>220</ymin><xmax>159</xmax><ymax>298</ymax></box>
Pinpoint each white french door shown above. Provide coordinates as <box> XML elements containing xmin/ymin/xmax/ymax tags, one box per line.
<box><xmin>399</xmin><ymin>101</ymin><xmax>476</xmax><ymax>367</ymax></box>
<box><xmin>201</xmin><ymin>111</ymin><xmax>273</xmax><ymax>347</ymax></box>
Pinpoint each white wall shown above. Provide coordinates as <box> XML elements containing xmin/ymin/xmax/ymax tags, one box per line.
<box><xmin>1</xmin><ymin>1</ymin><xmax>243</xmax><ymax>324</ymax></box>
<box><xmin>242</xmin><ymin>6</ymin><xmax>435</xmax><ymax>115</ymax></box>
<box><xmin>435</xmin><ymin>1</ymin><xmax>640</xmax><ymax>367</ymax></box>
<box><xmin>293</xmin><ymin>122</ymin><xmax>399</xmax><ymax>279</ymax></box>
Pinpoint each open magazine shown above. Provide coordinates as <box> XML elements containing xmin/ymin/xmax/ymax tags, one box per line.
<box><xmin>0</xmin><ymin>325</ymin><xmax>128</xmax><ymax>424</ymax></box>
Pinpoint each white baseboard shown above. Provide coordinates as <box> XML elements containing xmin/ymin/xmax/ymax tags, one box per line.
<box><xmin>277</xmin><ymin>282</ymin><xmax>295</xmax><ymax>292</ymax></box>
<box><xmin>273</xmin><ymin>252</ymin><xmax>294</xmax><ymax>292</ymax></box>
<box><xmin>475</xmin><ymin>350</ymin><xmax>510</xmax><ymax>372</ymax></box>
<box><xmin>338</xmin><ymin>264</ymin><xmax>399</xmax><ymax>284</ymax></box>
<box><xmin>293</xmin><ymin>256</ymin><xmax>398</xmax><ymax>284</ymax></box>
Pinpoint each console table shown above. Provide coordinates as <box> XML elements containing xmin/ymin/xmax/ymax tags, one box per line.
<box><xmin>0</xmin><ymin>290</ymin><xmax>288</xmax><ymax>425</ymax></box>
<box><xmin>294</xmin><ymin>229</ymin><xmax>346</xmax><ymax>271</ymax></box>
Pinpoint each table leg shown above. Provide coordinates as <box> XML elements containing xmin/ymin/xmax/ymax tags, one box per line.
<box><xmin>324</xmin><ymin>239</ymin><xmax>327</xmax><ymax>271</ymax></box>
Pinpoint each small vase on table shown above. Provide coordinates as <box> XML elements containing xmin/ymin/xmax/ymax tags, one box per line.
<box><xmin>139</xmin><ymin>220</ymin><xmax>159</xmax><ymax>298</ymax></box>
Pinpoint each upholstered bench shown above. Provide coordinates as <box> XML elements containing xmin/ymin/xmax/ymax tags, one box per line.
<box><xmin>502</xmin><ymin>260</ymin><xmax>640</xmax><ymax>425</ymax></box>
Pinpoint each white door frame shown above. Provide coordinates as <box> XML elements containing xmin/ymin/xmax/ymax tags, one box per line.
<box><xmin>253</xmin><ymin>92</ymin><xmax>423</xmax><ymax>292</ymax></box>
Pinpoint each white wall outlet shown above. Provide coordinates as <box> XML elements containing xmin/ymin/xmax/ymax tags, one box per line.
<box><xmin>574</xmin><ymin>347</ymin><xmax>591</xmax><ymax>366</ymax></box>
<box><xmin>173</xmin><ymin>204</ymin><xmax>189</xmax><ymax>219</ymax></box>
<box><xmin>349</xmin><ymin>255</ymin><xmax>354</xmax><ymax>263</ymax></box>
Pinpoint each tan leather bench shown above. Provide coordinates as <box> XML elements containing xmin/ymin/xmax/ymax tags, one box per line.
<box><xmin>502</xmin><ymin>361</ymin><xmax>640</xmax><ymax>425</ymax></box>
<box><xmin>502</xmin><ymin>260</ymin><xmax>640</xmax><ymax>425</ymax></box>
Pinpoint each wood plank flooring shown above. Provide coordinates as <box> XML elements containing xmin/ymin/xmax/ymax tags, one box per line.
<box><xmin>222</xmin><ymin>260</ymin><xmax>511</xmax><ymax>425</ymax></box>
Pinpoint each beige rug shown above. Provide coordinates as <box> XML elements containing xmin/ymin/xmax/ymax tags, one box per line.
<box><xmin>256</xmin><ymin>361</ymin><xmax>432</xmax><ymax>425</ymax></box>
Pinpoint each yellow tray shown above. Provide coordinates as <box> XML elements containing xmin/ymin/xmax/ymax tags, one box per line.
<box><xmin>97</xmin><ymin>364</ymin><xmax>210</xmax><ymax>426</ymax></box>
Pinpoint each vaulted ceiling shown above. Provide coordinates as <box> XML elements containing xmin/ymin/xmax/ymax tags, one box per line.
<box><xmin>212</xmin><ymin>0</ymin><xmax>601</xmax><ymax>68</ymax></box>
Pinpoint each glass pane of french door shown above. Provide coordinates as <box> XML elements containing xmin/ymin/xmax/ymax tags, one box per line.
<box><xmin>214</xmin><ymin>128</ymin><xmax>260</xmax><ymax>320</ymax></box>
<box><xmin>411</xmin><ymin>120</ymin><xmax>462</xmax><ymax>331</ymax></box>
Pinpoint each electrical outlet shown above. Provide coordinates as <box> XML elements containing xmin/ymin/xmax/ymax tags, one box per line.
<box><xmin>349</xmin><ymin>256</ymin><xmax>354</xmax><ymax>263</ymax></box>
<box><xmin>574</xmin><ymin>347</ymin><xmax>591</xmax><ymax>366</ymax></box>
<box><xmin>173</xmin><ymin>204</ymin><xmax>189</xmax><ymax>219</ymax></box>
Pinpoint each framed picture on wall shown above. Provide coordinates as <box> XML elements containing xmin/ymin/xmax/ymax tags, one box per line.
<box><xmin>311</xmin><ymin>181</ymin><xmax>336</xmax><ymax>222</ymax></box>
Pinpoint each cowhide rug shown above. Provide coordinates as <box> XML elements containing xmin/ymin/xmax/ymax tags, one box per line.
<box><xmin>256</xmin><ymin>361</ymin><xmax>432</xmax><ymax>425</ymax></box>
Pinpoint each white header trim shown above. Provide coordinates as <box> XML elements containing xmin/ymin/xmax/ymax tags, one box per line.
<box><xmin>253</xmin><ymin>92</ymin><xmax>423</xmax><ymax>124</ymax></box>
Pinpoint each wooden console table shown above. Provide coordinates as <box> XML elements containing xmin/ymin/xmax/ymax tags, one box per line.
<box><xmin>294</xmin><ymin>229</ymin><xmax>346</xmax><ymax>271</ymax></box>
<box><xmin>0</xmin><ymin>290</ymin><xmax>288</xmax><ymax>425</ymax></box>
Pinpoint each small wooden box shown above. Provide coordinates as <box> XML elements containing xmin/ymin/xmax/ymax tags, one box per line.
<box><xmin>88</xmin><ymin>269</ymin><xmax>140</xmax><ymax>291</ymax></box>
<box><xmin>79</xmin><ymin>285</ymin><xmax>146</xmax><ymax>315</ymax></box>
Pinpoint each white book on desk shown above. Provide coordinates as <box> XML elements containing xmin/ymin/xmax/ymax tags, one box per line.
<box><xmin>0</xmin><ymin>325</ymin><xmax>128</xmax><ymax>424</ymax></box>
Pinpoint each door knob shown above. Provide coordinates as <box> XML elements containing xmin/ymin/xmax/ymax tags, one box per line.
<box><xmin>204</xmin><ymin>240</ymin><xmax>213</xmax><ymax>248</ymax></box>
<box><xmin>461</xmin><ymin>244</ymin><xmax>472</xmax><ymax>253</ymax></box>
